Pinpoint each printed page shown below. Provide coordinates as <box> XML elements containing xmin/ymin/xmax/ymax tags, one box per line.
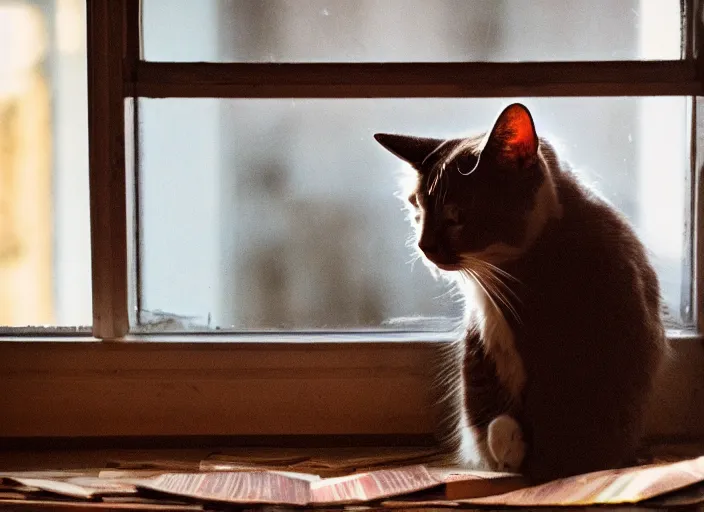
<box><xmin>3</xmin><ymin>475</ymin><xmax>138</xmax><ymax>499</ymax></box>
<box><xmin>64</xmin><ymin>477</ymin><xmax>139</xmax><ymax>496</ymax></box>
<box><xmin>464</xmin><ymin>455</ymin><xmax>704</xmax><ymax>507</ymax></box>
<box><xmin>198</xmin><ymin>453</ymin><xmax>311</xmax><ymax>472</ymax></box>
<box><xmin>296</xmin><ymin>448</ymin><xmax>441</xmax><ymax>472</ymax></box>
<box><xmin>139</xmin><ymin>471</ymin><xmax>313</xmax><ymax>505</ymax></box>
<box><xmin>310</xmin><ymin>465</ymin><xmax>440</xmax><ymax>504</ymax></box>
<box><xmin>4</xmin><ymin>478</ymin><xmax>101</xmax><ymax>499</ymax></box>
<box><xmin>428</xmin><ymin>467</ymin><xmax>521</xmax><ymax>481</ymax></box>
<box><xmin>106</xmin><ymin>460</ymin><xmax>202</xmax><ymax>471</ymax></box>
<box><xmin>428</xmin><ymin>467</ymin><xmax>528</xmax><ymax>500</ymax></box>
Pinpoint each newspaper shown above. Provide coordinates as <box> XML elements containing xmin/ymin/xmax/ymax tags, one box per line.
<box><xmin>138</xmin><ymin>465</ymin><xmax>441</xmax><ymax>505</ymax></box>
<box><xmin>0</xmin><ymin>497</ymin><xmax>203</xmax><ymax>511</ymax></box>
<box><xmin>2</xmin><ymin>476</ymin><xmax>138</xmax><ymax>499</ymax></box>
<box><xmin>463</xmin><ymin>455</ymin><xmax>704</xmax><ymax>507</ymax></box>
<box><xmin>1</xmin><ymin>454</ymin><xmax>703</xmax><ymax>508</ymax></box>
<box><xmin>200</xmin><ymin>447</ymin><xmax>441</xmax><ymax>476</ymax></box>
<box><xmin>141</xmin><ymin>457</ymin><xmax>704</xmax><ymax>507</ymax></box>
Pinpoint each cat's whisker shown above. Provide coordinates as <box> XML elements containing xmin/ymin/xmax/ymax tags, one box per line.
<box><xmin>465</xmin><ymin>269</ymin><xmax>499</xmax><ymax>313</ymax></box>
<box><xmin>487</xmin><ymin>277</ymin><xmax>522</xmax><ymax>307</ymax></box>
<box><xmin>484</xmin><ymin>281</ymin><xmax>521</xmax><ymax>325</ymax></box>
<box><xmin>474</xmin><ymin>261</ymin><xmax>523</xmax><ymax>303</ymax></box>
<box><xmin>481</xmin><ymin>260</ymin><xmax>521</xmax><ymax>283</ymax></box>
<box><xmin>476</xmin><ymin>274</ymin><xmax>519</xmax><ymax>305</ymax></box>
<box><xmin>461</xmin><ymin>259</ymin><xmax>523</xmax><ymax>325</ymax></box>
<box><xmin>464</xmin><ymin>257</ymin><xmax>522</xmax><ymax>306</ymax></box>
<box><xmin>473</xmin><ymin>264</ymin><xmax>522</xmax><ymax>321</ymax></box>
<box><xmin>476</xmin><ymin>271</ymin><xmax>506</xmax><ymax>303</ymax></box>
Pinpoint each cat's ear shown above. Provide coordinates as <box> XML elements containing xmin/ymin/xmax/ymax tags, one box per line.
<box><xmin>480</xmin><ymin>103</ymin><xmax>539</xmax><ymax>170</ymax></box>
<box><xmin>374</xmin><ymin>133</ymin><xmax>444</xmax><ymax>169</ymax></box>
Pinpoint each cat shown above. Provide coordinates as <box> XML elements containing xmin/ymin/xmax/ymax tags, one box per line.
<box><xmin>374</xmin><ymin>103</ymin><xmax>666</xmax><ymax>483</ymax></box>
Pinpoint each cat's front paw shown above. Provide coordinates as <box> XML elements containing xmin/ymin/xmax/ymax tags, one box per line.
<box><xmin>487</xmin><ymin>414</ymin><xmax>525</xmax><ymax>472</ymax></box>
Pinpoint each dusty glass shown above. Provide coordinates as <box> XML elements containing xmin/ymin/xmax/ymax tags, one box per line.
<box><xmin>142</xmin><ymin>0</ymin><xmax>681</xmax><ymax>63</ymax></box>
<box><xmin>133</xmin><ymin>97</ymin><xmax>690</xmax><ymax>332</ymax></box>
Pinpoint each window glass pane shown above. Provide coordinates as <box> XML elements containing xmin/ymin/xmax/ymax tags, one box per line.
<box><xmin>142</xmin><ymin>0</ymin><xmax>681</xmax><ymax>63</ymax></box>
<box><xmin>134</xmin><ymin>97</ymin><xmax>689</xmax><ymax>332</ymax></box>
<box><xmin>0</xmin><ymin>0</ymin><xmax>91</xmax><ymax>331</ymax></box>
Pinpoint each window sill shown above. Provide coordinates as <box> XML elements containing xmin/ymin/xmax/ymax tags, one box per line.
<box><xmin>0</xmin><ymin>335</ymin><xmax>701</xmax><ymax>442</ymax></box>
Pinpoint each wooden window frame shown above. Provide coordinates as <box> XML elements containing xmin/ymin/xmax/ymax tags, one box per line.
<box><xmin>0</xmin><ymin>0</ymin><xmax>702</xmax><ymax>444</ymax></box>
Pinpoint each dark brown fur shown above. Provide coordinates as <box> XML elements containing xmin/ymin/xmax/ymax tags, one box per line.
<box><xmin>375</xmin><ymin>104</ymin><xmax>666</xmax><ymax>483</ymax></box>
<box><xmin>503</xmin><ymin>158</ymin><xmax>664</xmax><ymax>481</ymax></box>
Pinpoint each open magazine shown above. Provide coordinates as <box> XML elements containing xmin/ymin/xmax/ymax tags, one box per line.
<box><xmin>137</xmin><ymin>465</ymin><xmax>524</xmax><ymax>506</ymax></box>
<box><xmin>138</xmin><ymin>456</ymin><xmax>704</xmax><ymax>507</ymax></box>
<box><xmin>1</xmin><ymin>455</ymin><xmax>704</xmax><ymax>508</ymax></box>
<box><xmin>462</xmin><ymin>454</ymin><xmax>704</xmax><ymax>507</ymax></box>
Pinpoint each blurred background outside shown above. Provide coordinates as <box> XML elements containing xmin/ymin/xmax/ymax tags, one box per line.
<box><xmin>0</xmin><ymin>1</ymin><xmax>688</xmax><ymax>332</ymax></box>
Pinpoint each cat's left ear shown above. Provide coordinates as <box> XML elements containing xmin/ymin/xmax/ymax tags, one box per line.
<box><xmin>480</xmin><ymin>103</ymin><xmax>539</xmax><ymax>170</ymax></box>
<box><xmin>374</xmin><ymin>133</ymin><xmax>444</xmax><ymax>169</ymax></box>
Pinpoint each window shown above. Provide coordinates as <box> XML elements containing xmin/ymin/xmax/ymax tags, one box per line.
<box><xmin>134</xmin><ymin>1</ymin><xmax>690</xmax><ymax>333</ymax></box>
<box><xmin>136</xmin><ymin>97</ymin><xmax>689</xmax><ymax>332</ymax></box>
<box><xmin>0</xmin><ymin>0</ymin><xmax>91</xmax><ymax>331</ymax></box>
<box><xmin>0</xmin><ymin>0</ymin><xmax>702</xmax><ymax>442</ymax></box>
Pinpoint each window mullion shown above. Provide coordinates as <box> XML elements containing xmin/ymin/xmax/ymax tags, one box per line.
<box><xmin>87</xmin><ymin>0</ymin><xmax>130</xmax><ymax>339</ymax></box>
<box><xmin>130</xmin><ymin>60</ymin><xmax>701</xmax><ymax>99</ymax></box>
<box><xmin>689</xmin><ymin>0</ymin><xmax>704</xmax><ymax>331</ymax></box>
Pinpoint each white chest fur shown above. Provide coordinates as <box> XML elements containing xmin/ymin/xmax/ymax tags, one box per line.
<box><xmin>453</xmin><ymin>279</ymin><xmax>526</xmax><ymax>469</ymax></box>
<box><xmin>469</xmin><ymin>280</ymin><xmax>526</xmax><ymax>402</ymax></box>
